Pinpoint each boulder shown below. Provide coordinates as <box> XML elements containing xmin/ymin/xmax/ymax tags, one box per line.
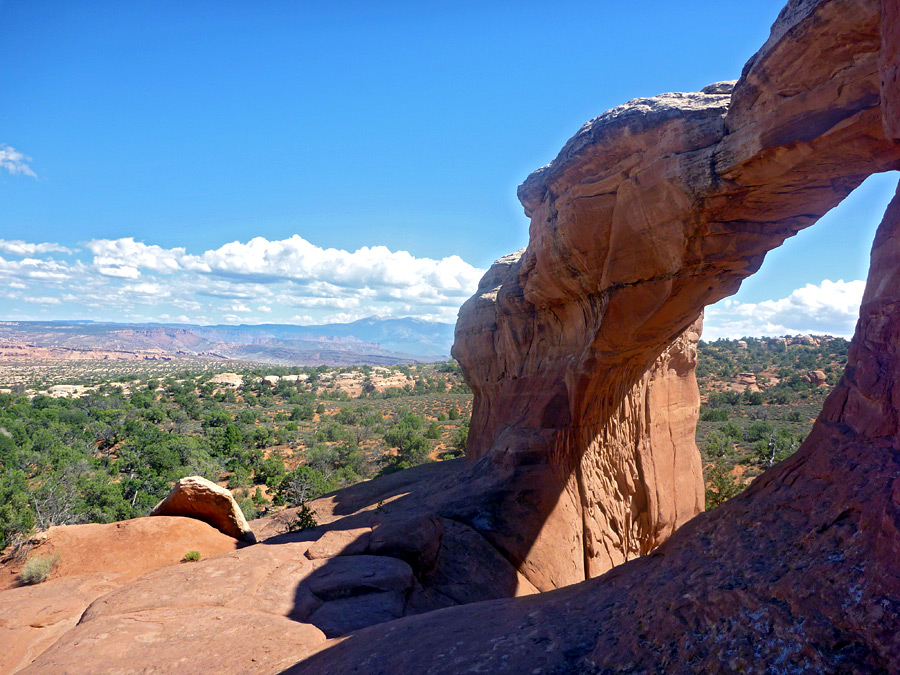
<box><xmin>804</xmin><ymin>369</ymin><xmax>828</xmax><ymax>386</ymax></box>
<box><xmin>150</xmin><ymin>476</ymin><xmax>257</xmax><ymax>543</ymax></box>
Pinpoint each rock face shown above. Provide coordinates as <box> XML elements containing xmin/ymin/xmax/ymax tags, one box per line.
<box><xmin>150</xmin><ymin>475</ymin><xmax>257</xmax><ymax>543</ymax></box>
<box><xmin>450</xmin><ymin>0</ymin><xmax>900</xmax><ymax>586</ymax></box>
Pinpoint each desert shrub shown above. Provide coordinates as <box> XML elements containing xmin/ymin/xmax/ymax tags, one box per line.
<box><xmin>720</xmin><ymin>421</ymin><xmax>742</xmax><ymax>440</ymax></box>
<box><xmin>754</xmin><ymin>428</ymin><xmax>800</xmax><ymax>467</ymax></box>
<box><xmin>21</xmin><ymin>553</ymin><xmax>60</xmax><ymax>585</ymax></box>
<box><xmin>290</xmin><ymin>504</ymin><xmax>318</xmax><ymax>531</ymax></box>
<box><xmin>182</xmin><ymin>550</ymin><xmax>201</xmax><ymax>562</ymax></box>
<box><xmin>227</xmin><ymin>466</ymin><xmax>251</xmax><ymax>489</ymax></box>
<box><xmin>704</xmin><ymin>430</ymin><xmax>732</xmax><ymax>458</ymax></box>
<box><xmin>699</xmin><ymin>407</ymin><xmax>729</xmax><ymax>422</ymax></box>
<box><xmin>742</xmin><ymin>390</ymin><xmax>764</xmax><ymax>406</ymax></box>
<box><xmin>745</xmin><ymin>421</ymin><xmax>774</xmax><ymax>443</ymax></box>
<box><xmin>707</xmin><ymin>391</ymin><xmax>741</xmax><ymax>407</ymax></box>
<box><xmin>237</xmin><ymin>496</ymin><xmax>258</xmax><ymax>521</ymax></box>
<box><xmin>275</xmin><ymin>466</ymin><xmax>335</xmax><ymax>507</ymax></box>
<box><xmin>255</xmin><ymin>456</ymin><xmax>286</xmax><ymax>487</ymax></box>
<box><xmin>705</xmin><ymin>463</ymin><xmax>742</xmax><ymax>510</ymax></box>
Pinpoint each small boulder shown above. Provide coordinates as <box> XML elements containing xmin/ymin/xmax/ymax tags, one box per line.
<box><xmin>804</xmin><ymin>370</ymin><xmax>828</xmax><ymax>386</ymax></box>
<box><xmin>305</xmin><ymin>555</ymin><xmax>414</xmax><ymax>600</ymax></box>
<box><xmin>150</xmin><ymin>476</ymin><xmax>256</xmax><ymax>543</ymax></box>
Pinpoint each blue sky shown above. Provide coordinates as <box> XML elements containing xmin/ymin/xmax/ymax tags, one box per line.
<box><xmin>1</xmin><ymin>1</ymin><xmax>896</xmax><ymax>337</ymax></box>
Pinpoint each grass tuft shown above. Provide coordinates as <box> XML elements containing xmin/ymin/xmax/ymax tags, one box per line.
<box><xmin>20</xmin><ymin>553</ymin><xmax>60</xmax><ymax>585</ymax></box>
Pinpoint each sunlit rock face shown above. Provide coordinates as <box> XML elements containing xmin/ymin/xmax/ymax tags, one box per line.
<box><xmin>453</xmin><ymin>0</ymin><xmax>900</xmax><ymax>585</ymax></box>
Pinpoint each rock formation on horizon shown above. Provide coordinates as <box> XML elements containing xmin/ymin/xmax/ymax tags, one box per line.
<box><xmin>5</xmin><ymin>0</ymin><xmax>900</xmax><ymax>672</ymax></box>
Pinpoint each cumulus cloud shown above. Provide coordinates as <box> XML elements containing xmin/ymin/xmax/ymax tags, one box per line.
<box><xmin>703</xmin><ymin>279</ymin><xmax>866</xmax><ymax>340</ymax></box>
<box><xmin>87</xmin><ymin>237</ymin><xmax>184</xmax><ymax>278</ymax></box>
<box><xmin>0</xmin><ymin>240</ymin><xmax>72</xmax><ymax>256</ymax></box>
<box><xmin>0</xmin><ymin>255</ymin><xmax>73</xmax><ymax>281</ymax></box>
<box><xmin>0</xmin><ymin>145</ymin><xmax>37</xmax><ymax>178</ymax></box>
<box><xmin>11</xmin><ymin>232</ymin><xmax>483</xmax><ymax>325</ymax></box>
<box><xmin>86</xmin><ymin>234</ymin><xmax>484</xmax><ymax>302</ymax></box>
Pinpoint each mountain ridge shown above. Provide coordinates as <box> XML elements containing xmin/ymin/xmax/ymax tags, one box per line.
<box><xmin>0</xmin><ymin>316</ymin><xmax>455</xmax><ymax>366</ymax></box>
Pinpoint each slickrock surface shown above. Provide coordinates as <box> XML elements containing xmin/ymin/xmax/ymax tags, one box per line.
<box><xmin>150</xmin><ymin>474</ymin><xmax>257</xmax><ymax>543</ymax></box>
<box><xmin>4</xmin><ymin>0</ymin><xmax>900</xmax><ymax>672</ymax></box>
<box><xmin>0</xmin><ymin>517</ymin><xmax>242</xmax><ymax>673</ymax></box>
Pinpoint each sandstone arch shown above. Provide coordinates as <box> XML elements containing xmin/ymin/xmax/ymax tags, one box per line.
<box><xmin>287</xmin><ymin>0</ymin><xmax>900</xmax><ymax>669</ymax></box>
<box><xmin>452</xmin><ymin>0</ymin><xmax>900</xmax><ymax>585</ymax></box>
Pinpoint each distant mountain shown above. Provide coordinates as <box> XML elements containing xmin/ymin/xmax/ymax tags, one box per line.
<box><xmin>0</xmin><ymin>317</ymin><xmax>456</xmax><ymax>366</ymax></box>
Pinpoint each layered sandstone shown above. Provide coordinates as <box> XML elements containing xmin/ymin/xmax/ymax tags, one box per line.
<box><xmin>451</xmin><ymin>0</ymin><xmax>900</xmax><ymax>584</ymax></box>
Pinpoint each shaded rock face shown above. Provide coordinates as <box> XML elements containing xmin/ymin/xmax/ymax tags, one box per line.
<box><xmin>150</xmin><ymin>475</ymin><xmax>257</xmax><ymax>543</ymax></box>
<box><xmin>452</xmin><ymin>0</ymin><xmax>900</xmax><ymax>584</ymax></box>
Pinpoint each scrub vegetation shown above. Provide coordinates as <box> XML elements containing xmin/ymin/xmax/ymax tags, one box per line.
<box><xmin>0</xmin><ymin>336</ymin><xmax>850</xmax><ymax>550</ymax></box>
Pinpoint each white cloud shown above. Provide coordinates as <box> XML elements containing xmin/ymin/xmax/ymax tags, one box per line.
<box><xmin>0</xmin><ymin>255</ymin><xmax>73</xmax><ymax>281</ymax></box>
<box><xmin>0</xmin><ymin>145</ymin><xmax>37</xmax><ymax>178</ymax></box>
<box><xmin>0</xmin><ymin>240</ymin><xmax>71</xmax><ymax>256</ymax></box>
<box><xmin>14</xmin><ymin>232</ymin><xmax>483</xmax><ymax>325</ymax></box>
<box><xmin>24</xmin><ymin>295</ymin><xmax>61</xmax><ymax>305</ymax></box>
<box><xmin>704</xmin><ymin>279</ymin><xmax>865</xmax><ymax>340</ymax></box>
<box><xmin>86</xmin><ymin>234</ymin><xmax>484</xmax><ymax>304</ymax></box>
<box><xmin>87</xmin><ymin>237</ymin><xmax>184</xmax><ymax>278</ymax></box>
<box><xmin>97</xmin><ymin>265</ymin><xmax>141</xmax><ymax>279</ymax></box>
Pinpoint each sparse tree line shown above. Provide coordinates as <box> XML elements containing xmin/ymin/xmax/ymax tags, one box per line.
<box><xmin>697</xmin><ymin>337</ymin><xmax>849</xmax><ymax>509</ymax></box>
<box><xmin>0</xmin><ymin>363</ymin><xmax>472</xmax><ymax>550</ymax></box>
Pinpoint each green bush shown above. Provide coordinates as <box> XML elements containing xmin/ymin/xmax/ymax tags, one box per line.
<box><xmin>704</xmin><ymin>430</ymin><xmax>732</xmax><ymax>458</ymax></box>
<box><xmin>425</xmin><ymin>421</ymin><xmax>441</xmax><ymax>439</ymax></box>
<box><xmin>290</xmin><ymin>504</ymin><xmax>318</xmax><ymax>531</ymax></box>
<box><xmin>699</xmin><ymin>407</ymin><xmax>729</xmax><ymax>422</ymax></box>
<box><xmin>705</xmin><ymin>463</ymin><xmax>743</xmax><ymax>510</ymax></box>
<box><xmin>21</xmin><ymin>553</ymin><xmax>60</xmax><ymax>584</ymax></box>
<box><xmin>182</xmin><ymin>550</ymin><xmax>201</xmax><ymax>562</ymax></box>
